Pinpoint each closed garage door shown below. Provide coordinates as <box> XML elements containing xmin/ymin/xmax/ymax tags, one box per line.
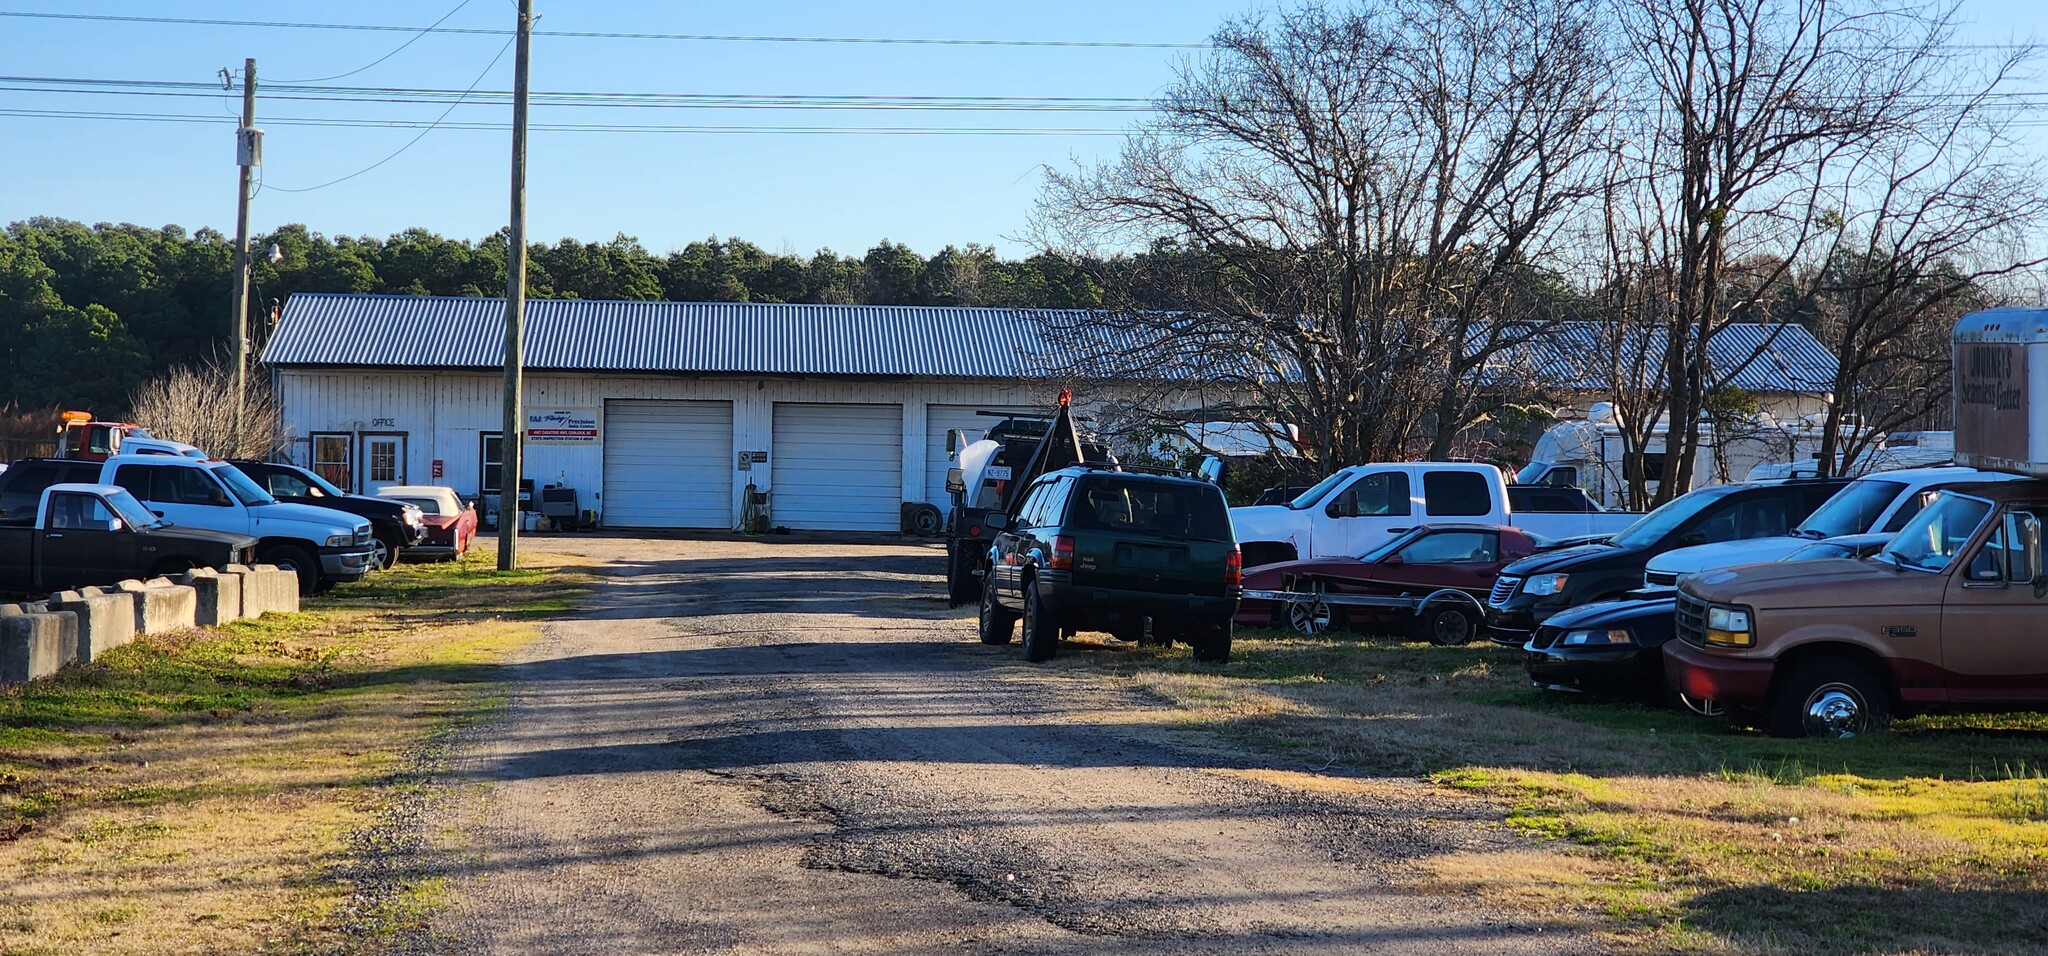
<box><xmin>601</xmin><ymin>400</ymin><xmax>734</xmax><ymax>529</ymax></box>
<box><xmin>924</xmin><ymin>404</ymin><xmax>1033</xmax><ymax>518</ymax></box>
<box><xmin>771</xmin><ymin>403</ymin><xmax>902</xmax><ymax>531</ymax></box>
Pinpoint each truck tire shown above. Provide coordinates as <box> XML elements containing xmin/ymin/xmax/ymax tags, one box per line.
<box><xmin>947</xmin><ymin>543</ymin><xmax>980</xmax><ymax>606</ymax></box>
<box><xmin>1020</xmin><ymin>578</ymin><xmax>1059</xmax><ymax>662</ymax></box>
<box><xmin>978</xmin><ymin>576</ymin><xmax>1017</xmax><ymax>645</ymax></box>
<box><xmin>1138</xmin><ymin>616</ymin><xmax>1178</xmax><ymax>647</ymax></box>
<box><xmin>260</xmin><ymin>543</ymin><xmax>320</xmax><ymax>597</ymax></box>
<box><xmin>1191</xmin><ymin>620</ymin><xmax>1234</xmax><ymax>663</ymax></box>
<box><xmin>1768</xmin><ymin>658</ymin><xmax>1891</xmax><ymax>739</ymax></box>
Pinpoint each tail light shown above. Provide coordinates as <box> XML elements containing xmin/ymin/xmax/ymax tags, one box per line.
<box><xmin>1049</xmin><ymin>535</ymin><xmax>1075</xmax><ymax>571</ymax></box>
<box><xmin>1225</xmin><ymin>548</ymin><xmax>1242</xmax><ymax>587</ymax></box>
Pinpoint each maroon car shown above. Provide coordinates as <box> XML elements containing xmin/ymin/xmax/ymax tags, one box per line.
<box><xmin>1237</xmin><ymin>524</ymin><xmax>1544</xmax><ymax>644</ymax></box>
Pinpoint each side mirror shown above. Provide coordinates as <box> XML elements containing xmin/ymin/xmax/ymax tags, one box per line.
<box><xmin>945</xmin><ymin>467</ymin><xmax>966</xmax><ymax>495</ymax></box>
<box><xmin>1678</xmin><ymin>532</ymin><xmax>1707</xmax><ymax>547</ymax></box>
<box><xmin>108</xmin><ymin>518</ymin><xmax>125</xmax><ymax>532</ymax></box>
<box><xmin>2019</xmin><ymin>514</ymin><xmax>2042</xmax><ymax>585</ymax></box>
<box><xmin>1197</xmin><ymin>456</ymin><xmax>1223</xmax><ymax>484</ymax></box>
<box><xmin>151</xmin><ymin>510</ymin><xmax>165</xmax><ymax>518</ymax></box>
<box><xmin>985</xmin><ymin>512</ymin><xmax>1010</xmax><ymax>532</ymax></box>
<box><xmin>1381</xmin><ymin>553</ymin><xmax>1404</xmax><ymax>567</ymax></box>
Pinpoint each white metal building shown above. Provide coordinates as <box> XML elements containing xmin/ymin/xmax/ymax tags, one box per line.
<box><xmin>261</xmin><ymin>294</ymin><xmax>1086</xmax><ymax>532</ymax></box>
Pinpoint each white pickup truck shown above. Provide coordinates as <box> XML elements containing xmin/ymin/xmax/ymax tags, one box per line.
<box><xmin>1230</xmin><ymin>463</ymin><xmax>1640</xmax><ymax>567</ymax></box>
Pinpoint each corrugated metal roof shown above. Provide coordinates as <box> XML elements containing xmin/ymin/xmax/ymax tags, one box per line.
<box><xmin>1504</xmin><ymin>321</ymin><xmax>1837</xmax><ymax>394</ymax></box>
<box><xmin>262</xmin><ymin>292</ymin><xmax>1836</xmax><ymax>392</ymax></box>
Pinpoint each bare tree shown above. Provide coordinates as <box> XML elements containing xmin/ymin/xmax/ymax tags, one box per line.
<box><xmin>1611</xmin><ymin>0</ymin><xmax>1992</xmax><ymax>503</ymax></box>
<box><xmin>1802</xmin><ymin>50</ymin><xmax>2048</xmax><ymax>474</ymax></box>
<box><xmin>127</xmin><ymin>358</ymin><xmax>287</xmax><ymax>459</ymax></box>
<box><xmin>1033</xmin><ymin>0</ymin><xmax>1614</xmax><ymax>473</ymax></box>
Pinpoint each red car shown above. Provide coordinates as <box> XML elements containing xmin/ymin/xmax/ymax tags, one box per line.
<box><xmin>1236</xmin><ymin>524</ymin><xmax>1544</xmax><ymax>644</ymax></box>
<box><xmin>375</xmin><ymin>485</ymin><xmax>477</xmax><ymax>560</ymax></box>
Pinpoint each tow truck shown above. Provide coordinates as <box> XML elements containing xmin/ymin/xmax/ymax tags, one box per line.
<box><xmin>53</xmin><ymin>411</ymin><xmax>159</xmax><ymax>461</ymax></box>
<box><xmin>941</xmin><ymin>392</ymin><xmax>1116</xmax><ymax>605</ymax></box>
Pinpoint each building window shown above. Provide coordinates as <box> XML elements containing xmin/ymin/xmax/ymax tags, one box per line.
<box><xmin>480</xmin><ymin>432</ymin><xmax>504</xmax><ymax>494</ymax></box>
<box><xmin>312</xmin><ymin>433</ymin><xmax>351</xmax><ymax>489</ymax></box>
<box><xmin>368</xmin><ymin>439</ymin><xmax>399</xmax><ymax>484</ymax></box>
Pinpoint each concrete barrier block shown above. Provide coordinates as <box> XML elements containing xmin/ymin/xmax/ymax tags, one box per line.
<box><xmin>1</xmin><ymin>606</ymin><xmax>79</xmax><ymax>684</ymax></box>
<box><xmin>178</xmin><ymin>568</ymin><xmax>243</xmax><ymax>626</ymax></box>
<box><xmin>49</xmin><ymin>588</ymin><xmax>137</xmax><ymax>662</ymax></box>
<box><xmin>115</xmin><ymin>578</ymin><xmax>197</xmax><ymax>635</ymax></box>
<box><xmin>232</xmin><ymin>563</ymin><xmax>300</xmax><ymax>617</ymax></box>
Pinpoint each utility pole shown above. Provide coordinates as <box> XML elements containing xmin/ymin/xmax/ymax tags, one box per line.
<box><xmin>229</xmin><ymin>58</ymin><xmax>258</xmax><ymax>445</ymax></box>
<box><xmin>498</xmin><ymin>0</ymin><xmax>533</xmax><ymax>571</ymax></box>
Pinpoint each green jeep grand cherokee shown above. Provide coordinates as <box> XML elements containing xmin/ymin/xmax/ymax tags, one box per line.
<box><xmin>977</xmin><ymin>466</ymin><xmax>1242</xmax><ymax>663</ymax></box>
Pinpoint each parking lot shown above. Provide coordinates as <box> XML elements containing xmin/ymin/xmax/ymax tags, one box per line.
<box><xmin>422</xmin><ymin>533</ymin><xmax>1605</xmax><ymax>954</ymax></box>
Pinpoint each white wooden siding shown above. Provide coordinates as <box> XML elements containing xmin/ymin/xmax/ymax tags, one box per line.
<box><xmin>272</xmin><ymin>370</ymin><xmax>1052</xmax><ymax>530</ymax></box>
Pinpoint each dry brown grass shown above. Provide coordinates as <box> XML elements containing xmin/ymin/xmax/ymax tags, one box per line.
<box><xmin>1046</xmin><ymin>628</ymin><xmax>2048</xmax><ymax>955</ymax></box>
<box><xmin>0</xmin><ymin>551</ymin><xmax>593</xmax><ymax>955</ymax></box>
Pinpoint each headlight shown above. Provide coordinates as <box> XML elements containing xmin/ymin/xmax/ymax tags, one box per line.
<box><xmin>325</xmin><ymin>533</ymin><xmax>352</xmax><ymax>547</ymax></box>
<box><xmin>1523</xmin><ymin>574</ymin><xmax>1570</xmax><ymax>596</ymax></box>
<box><xmin>403</xmin><ymin>506</ymin><xmax>423</xmax><ymax>528</ymax></box>
<box><xmin>1561</xmin><ymin>628</ymin><xmax>1633</xmax><ymax>646</ymax></box>
<box><xmin>1705</xmin><ymin>604</ymin><xmax>1754</xmax><ymax>647</ymax></box>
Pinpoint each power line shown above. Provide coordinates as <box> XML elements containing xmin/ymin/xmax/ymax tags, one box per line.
<box><xmin>0</xmin><ymin>11</ymin><xmax>1212</xmax><ymax>49</ymax></box>
<box><xmin>268</xmin><ymin>0</ymin><xmax>477</xmax><ymax>84</ymax></box>
<box><xmin>0</xmin><ymin>107</ymin><xmax>1132</xmax><ymax>135</ymax></box>
<box><xmin>261</xmin><ymin>34</ymin><xmax>516</xmax><ymax>193</ymax></box>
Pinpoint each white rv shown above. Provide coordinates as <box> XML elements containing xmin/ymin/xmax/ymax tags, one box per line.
<box><xmin>1516</xmin><ymin>403</ymin><xmax>1850</xmax><ymax>510</ymax></box>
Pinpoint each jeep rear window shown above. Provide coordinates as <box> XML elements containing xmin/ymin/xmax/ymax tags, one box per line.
<box><xmin>1070</xmin><ymin>478</ymin><xmax>1231</xmax><ymax>541</ymax></box>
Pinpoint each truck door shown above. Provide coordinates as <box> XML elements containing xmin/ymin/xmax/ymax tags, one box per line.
<box><xmin>1940</xmin><ymin>508</ymin><xmax>2048</xmax><ymax>705</ymax></box>
<box><xmin>115</xmin><ymin>463</ymin><xmax>251</xmax><ymax>535</ymax></box>
<box><xmin>1321</xmin><ymin>470</ymin><xmax>1413</xmax><ymax>557</ymax></box>
<box><xmin>38</xmin><ymin>491</ymin><xmax>140</xmax><ymax>590</ymax></box>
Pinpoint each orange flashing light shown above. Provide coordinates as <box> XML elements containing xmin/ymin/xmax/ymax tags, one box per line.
<box><xmin>60</xmin><ymin>410</ymin><xmax>92</xmax><ymax>423</ymax></box>
<box><xmin>1057</xmin><ymin>389</ymin><xmax>1072</xmax><ymax>407</ymax></box>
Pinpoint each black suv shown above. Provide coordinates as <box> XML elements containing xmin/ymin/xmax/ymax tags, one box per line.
<box><xmin>977</xmin><ymin>466</ymin><xmax>1241</xmax><ymax>663</ymax></box>
<box><xmin>225</xmin><ymin>460</ymin><xmax>424</xmax><ymax>570</ymax></box>
<box><xmin>1484</xmin><ymin>478</ymin><xmax>1850</xmax><ymax>644</ymax></box>
<box><xmin>0</xmin><ymin>459</ymin><xmax>104</xmax><ymax>522</ymax></box>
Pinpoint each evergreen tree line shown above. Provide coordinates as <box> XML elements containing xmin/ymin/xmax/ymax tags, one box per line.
<box><xmin>0</xmin><ymin>218</ymin><xmax>1109</xmax><ymax>414</ymax></box>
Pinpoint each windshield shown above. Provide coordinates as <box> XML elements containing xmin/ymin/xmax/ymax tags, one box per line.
<box><xmin>1287</xmin><ymin>471</ymin><xmax>1352</xmax><ymax>511</ymax></box>
<box><xmin>1783</xmin><ymin>541</ymin><xmax>1853</xmax><ymax>562</ymax></box>
<box><xmin>1796</xmin><ymin>479</ymin><xmax>1905</xmax><ymax>539</ymax></box>
<box><xmin>1513</xmin><ymin>462</ymin><xmax>1547</xmax><ymax>484</ymax></box>
<box><xmin>395</xmin><ymin>496</ymin><xmax>444</xmax><ymax>515</ymax></box>
<box><xmin>1882</xmin><ymin>493</ymin><xmax>1992</xmax><ymax>573</ymax></box>
<box><xmin>1609</xmin><ymin>486</ymin><xmax>1739</xmax><ymax>550</ymax></box>
<box><xmin>101</xmin><ymin>489</ymin><xmax>165</xmax><ymax>530</ymax></box>
<box><xmin>1359</xmin><ymin>527</ymin><xmax>1428</xmax><ymax>562</ymax></box>
<box><xmin>209</xmin><ymin>464</ymin><xmax>276</xmax><ymax>506</ymax></box>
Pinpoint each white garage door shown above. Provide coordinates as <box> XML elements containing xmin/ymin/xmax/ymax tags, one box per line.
<box><xmin>924</xmin><ymin>404</ymin><xmax>1034</xmax><ymax>518</ymax></box>
<box><xmin>601</xmin><ymin>400</ymin><xmax>734</xmax><ymax>529</ymax></box>
<box><xmin>771</xmin><ymin>403</ymin><xmax>902</xmax><ymax>531</ymax></box>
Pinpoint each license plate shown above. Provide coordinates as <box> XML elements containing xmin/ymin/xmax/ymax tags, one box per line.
<box><xmin>1121</xmin><ymin>546</ymin><xmax>1171</xmax><ymax>569</ymax></box>
<box><xmin>986</xmin><ymin>465</ymin><xmax>1012</xmax><ymax>480</ymax></box>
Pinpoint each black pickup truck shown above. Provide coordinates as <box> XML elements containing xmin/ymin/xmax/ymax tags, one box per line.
<box><xmin>0</xmin><ymin>482</ymin><xmax>257</xmax><ymax>593</ymax></box>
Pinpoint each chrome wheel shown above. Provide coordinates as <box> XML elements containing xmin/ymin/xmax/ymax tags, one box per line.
<box><xmin>1802</xmin><ymin>683</ymin><xmax>1874</xmax><ymax>738</ymax></box>
<box><xmin>1286</xmin><ymin>582</ymin><xmax>1331</xmax><ymax>635</ymax></box>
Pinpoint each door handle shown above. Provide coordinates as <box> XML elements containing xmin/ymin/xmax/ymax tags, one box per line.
<box><xmin>44</xmin><ymin>532</ymin><xmax>64</xmax><ymax>538</ymax></box>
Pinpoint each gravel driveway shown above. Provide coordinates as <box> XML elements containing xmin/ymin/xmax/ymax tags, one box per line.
<box><xmin>427</xmin><ymin>534</ymin><xmax>1603</xmax><ymax>954</ymax></box>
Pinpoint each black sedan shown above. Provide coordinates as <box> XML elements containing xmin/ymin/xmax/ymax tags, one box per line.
<box><xmin>1522</xmin><ymin>532</ymin><xmax>1892</xmax><ymax>702</ymax></box>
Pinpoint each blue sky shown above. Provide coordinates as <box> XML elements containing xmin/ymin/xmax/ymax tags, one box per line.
<box><xmin>0</xmin><ymin>0</ymin><xmax>2039</xmax><ymax>258</ymax></box>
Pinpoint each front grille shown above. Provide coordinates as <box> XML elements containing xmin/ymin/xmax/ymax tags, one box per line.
<box><xmin>1529</xmin><ymin>625</ymin><xmax>1562</xmax><ymax>649</ymax></box>
<box><xmin>354</xmin><ymin>527</ymin><xmax>374</xmax><ymax>546</ymax></box>
<box><xmin>1488</xmin><ymin>576</ymin><xmax>1521</xmax><ymax>607</ymax></box>
<box><xmin>1675</xmin><ymin>591</ymin><xmax>1709</xmax><ymax>647</ymax></box>
<box><xmin>1644</xmin><ymin>570</ymin><xmax>1679</xmax><ymax>588</ymax></box>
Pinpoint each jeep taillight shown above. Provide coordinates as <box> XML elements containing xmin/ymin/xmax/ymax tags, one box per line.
<box><xmin>1225</xmin><ymin>548</ymin><xmax>1242</xmax><ymax>586</ymax></box>
<box><xmin>1049</xmin><ymin>535</ymin><xmax>1075</xmax><ymax>571</ymax></box>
